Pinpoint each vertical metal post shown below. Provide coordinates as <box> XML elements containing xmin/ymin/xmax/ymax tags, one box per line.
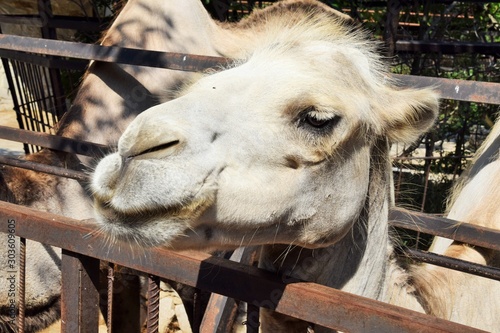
<box><xmin>421</xmin><ymin>134</ymin><xmax>435</xmax><ymax>212</ymax></box>
<box><xmin>61</xmin><ymin>249</ymin><xmax>100</xmax><ymax>333</ymax></box>
<box><xmin>199</xmin><ymin>292</ymin><xmax>238</xmax><ymax>333</ymax></box>
<box><xmin>384</xmin><ymin>0</ymin><xmax>401</xmax><ymax>57</ymax></box>
<box><xmin>38</xmin><ymin>0</ymin><xmax>68</xmax><ymax>120</ymax></box>
<box><xmin>107</xmin><ymin>263</ymin><xmax>114</xmax><ymax>333</ymax></box>
<box><xmin>245</xmin><ymin>304</ymin><xmax>260</xmax><ymax>333</ymax></box>
<box><xmin>192</xmin><ymin>288</ymin><xmax>203</xmax><ymax>333</ymax></box>
<box><xmin>199</xmin><ymin>247</ymin><xmax>260</xmax><ymax>333</ymax></box>
<box><xmin>110</xmin><ymin>270</ymin><xmax>141</xmax><ymax>333</ymax></box>
<box><xmin>0</xmin><ymin>37</ymin><xmax>28</xmax><ymax>153</ymax></box>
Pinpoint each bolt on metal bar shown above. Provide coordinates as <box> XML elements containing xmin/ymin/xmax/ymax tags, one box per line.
<box><xmin>0</xmin><ymin>155</ymin><xmax>88</xmax><ymax>181</ymax></box>
<box><xmin>146</xmin><ymin>275</ymin><xmax>160</xmax><ymax>333</ymax></box>
<box><xmin>17</xmin><ymin>237</ymin><xmax>26</xmax><ymax>333</ymax></box>
<box><xmin>399</xmin><ymin>247</ymin><xmax>500</xmax><ymax>282</ymax></box>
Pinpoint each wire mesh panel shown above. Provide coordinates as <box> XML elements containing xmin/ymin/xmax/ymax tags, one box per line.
<box><xmin>0</xmin><ymin>0</ymin><xmax>110</xmax><ymax>154</ymax></box>
<box><xmin>1</xmin><ymin>58</ymin><xmax>64</xmax><ymax>154</ymax></box>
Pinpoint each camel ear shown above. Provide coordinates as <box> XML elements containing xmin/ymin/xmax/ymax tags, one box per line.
<box><xmin>378</xmin><ymin>87</ymin><xmax>439</xmax><ymax>144</ymax></box>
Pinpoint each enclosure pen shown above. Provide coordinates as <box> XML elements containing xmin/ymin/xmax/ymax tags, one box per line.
<box><xmin>0</xmin><ymin>2</ymin><xmax>500</xmax><ymax>331</ymax></box>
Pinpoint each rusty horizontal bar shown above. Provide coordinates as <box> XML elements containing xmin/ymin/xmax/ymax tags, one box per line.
<box><xmin>396</xmin><ymin>74</ymin><xmax>500</xmax><ymax>105</ymax></box>
<box><xmin>393</xmin><ymin>155</ymin><xmax>472</xmax><ymax>161</ymax></box>
<box><xmin>45</xmin><ymin>16</ymin><xmax>106</xmax><ymax>32</ymax></box>
<box><xmin>0</xmin><ymin>49</ymin><xmax>88</xmax><ymax>70</ymax></box>
<box><xmin>0</xmin><ymin>201</ymin><xmax>487</xmax><ymax>333</ymax></box>
<box><xmin>389</xmin><ymin>207</ymin><xmax>500</xmax><ymax>252</ymax></box>
<box><xmin>0</xmin><ymin>155</ymin><xmax>88</xmax><ymax>181</ymax></box>
<box><xmin>0</xmin><ymin>15</ymin><xmax>104</xmax><ymax>31</ymax></box>
<box><xmin>398</xmin><ymin>247</ymin><xmax>500</xmax><ymax>282</ymax></box>
<box><xmin>0</xmin><ymin>34</ymin><xmax>499</xmax><ymax>105</ymax></box>
<box><xmin>0</xmin><ymin>15</ymin><xmax>44</xmax><ymax>26</ymax></box>
<box><xmin>0</xmin><ymin>34</ymin><xmax>228</xmax><ymax>72</ymax></box>
<box><xmin>0</xmin><ymin>125</ymin><xmax>109</xmax><ymax>156</ymax></box>
<box><xmin>396</xmin><ymin>40</ymin><xmax>500</xmax><ymax>55</ymax></box>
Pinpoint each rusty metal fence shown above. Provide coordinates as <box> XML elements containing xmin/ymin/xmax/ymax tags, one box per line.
<box><xmin>0</xmin><ymin>0</ymin><xmax>108</xmax><ymax>154</ymax></box>
<box><xmin>0</xmin><ymin>35</ymin><xmax>500</xmax><ymax>333</ymax></box>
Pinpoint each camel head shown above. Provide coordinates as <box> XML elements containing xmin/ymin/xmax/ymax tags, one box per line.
<box><xmin>91</xmin><ymin>3</ymin><xmax>439</xmax><ymax>250</ymax></box>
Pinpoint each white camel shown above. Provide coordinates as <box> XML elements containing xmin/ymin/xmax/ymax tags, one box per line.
<box><xmin>91</xmin><ymin>0</ymin><xmax>500</xmax><ymax>332</ymax></box>
<box><xmin>1</xmin><ymin>0</ymin><xmax>229</xmax><ymax>331</ymax></box>
<box><xmin>416</xmin><ymin>117</ymin><xmax>500</xmax><ymax>330</ymax></box>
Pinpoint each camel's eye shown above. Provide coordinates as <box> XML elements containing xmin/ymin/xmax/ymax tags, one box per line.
<box><xmin>299</xmin><ymin>108</ymin><xmax>339</xmax><ymax>133</ymax></box>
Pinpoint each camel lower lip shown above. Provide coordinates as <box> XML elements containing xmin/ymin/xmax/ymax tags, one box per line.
<box><xmin>92</xmin><ymin>195</ymin><xmax>215</xmax><ymax>248</ymax></box>
<box><xmin>93</xmin><ymin>200</ymin><xmax>191</xmax><ymax>248</ymax></box>
<box><xmin>94</xmin><ymin>199</ymin><xmax>182</xmax><ymax>228</ymax></box>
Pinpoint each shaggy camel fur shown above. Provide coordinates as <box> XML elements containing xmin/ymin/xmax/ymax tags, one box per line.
<box><xmin>92</xmin><ymin>1</ymin><xmax>499</xmax><ymax>332</ymax></box>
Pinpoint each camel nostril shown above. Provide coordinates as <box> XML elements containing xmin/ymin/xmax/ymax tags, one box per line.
<box><xmin>131</xmin><ymin>140</ymin><xmax>180</xmax><ymax>158</ymax></box>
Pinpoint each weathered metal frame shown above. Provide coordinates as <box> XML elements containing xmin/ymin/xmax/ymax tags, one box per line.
<box><xmin>0</xmin><ymin>34</ymin><xmax>500</xmax><ymax>105</ymax></box>
<box><xmin>1</xmin><ymin>144</ymin><xmax>499</xmax><ymax>332</ymax></box>
<box><xmin>0</xmin><ymin>0</ymin><xmax>108</xmax><ymax>154</ymax></box>
<box><xmin>0</xmin><ymin>14</ymin><xmax>106</xmax><ymax>32</ymax></box>
<box><xmin>396</xmin><ymin>40</ymin><xmax>500</xmax><ymax>55</ymax></box>
<box><xmin>0</xmin><ymin>33</ymin><xmax>499</xmax><ymax>333</ymax></box>
<box><xmin>390</xmin><ymin>208</ymin><xmax>500</xmax><ymax>252</ymax></box>
<box><xmin>0</xmin><ymin>124</ymin><xmax>108</xmax><ymax>156</ymax></box>
<box><xmin>0</xmin><ymin>201</ymin><xmax>491</xmax><ymax>333</ymax></box>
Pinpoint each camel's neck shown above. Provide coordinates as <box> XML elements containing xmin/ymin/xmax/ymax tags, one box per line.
<box><xmin>261</xmin><ymin>139</ymin><xmax>424</xmax><ymax>310</ymax></box>
<box><xmin>56</xmin><ymin>0</ymin><xmax>226</xmax><ymax>146</ymax></box>
<box><xmin>2</xmin><ymin>149</ymin><xmax>93</xmax><ymax>219</ymax></box>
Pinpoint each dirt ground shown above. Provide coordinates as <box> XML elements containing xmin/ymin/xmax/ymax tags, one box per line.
<box><xmin>0</xmin><ymin>109</ymin><xmax>24</xmax><ymax>155</ymax></box>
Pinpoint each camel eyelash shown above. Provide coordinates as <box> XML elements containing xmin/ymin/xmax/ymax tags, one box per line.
<box><xmin>296</xmin><ymin>107</ymin><xmax>341</xmax><ymax>134</ymax></box>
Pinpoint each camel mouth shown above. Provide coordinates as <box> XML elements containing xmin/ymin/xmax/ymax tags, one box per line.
<box><xmin>92</xmin><ymin>195</ymin><xmax>213</xmax><ymax>248</ymax></box>
<box><xmin>93</xmin><ymin>197</ymin><xmax>183</xmax><ymax>227</ymax></box>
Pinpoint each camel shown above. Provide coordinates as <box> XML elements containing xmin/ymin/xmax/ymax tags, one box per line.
<box><xmin>1</xmin><ymin>0</ymin><xmax>235</xmax><ymax>331</ymax></box>
<box><xmin>415</xmin><ymin>117</ymin><xmax>500</xmax><ymax>330</ymax></box>
<box><xmin>91</xmin><ymin>1</ymin><xmax>499</xmax><ymax>332</ymax></box>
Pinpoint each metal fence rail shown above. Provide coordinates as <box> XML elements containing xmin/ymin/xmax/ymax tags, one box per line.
<box><xmin>0</xmin><ymin>201</ymin><xmax>490</xmax><ymax>333</ymax></box>
<box><xmin>0</xmin><ymin>32</ymin><xmax>500</xmax><ymax>333</ymax></box>
<box><xmin>0</xmin><ymin>0</ymin><xmax>109</xmax><ymax>154</ymax></box>
<box><xmin>0</xmin><ymin>125</ymin><xmax>108</xmax><ymax>156</ymax></box>
<box><xmin>1</xmin><ymin>34</ymin><xmax>500</xmax><ymax>106</ymax></box>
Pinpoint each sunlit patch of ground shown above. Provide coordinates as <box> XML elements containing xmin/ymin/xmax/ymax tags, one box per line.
<box><xmin>0</xmin><ymin>109</ymin><xmax>24</xmax><ymax>156</ymax></box>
